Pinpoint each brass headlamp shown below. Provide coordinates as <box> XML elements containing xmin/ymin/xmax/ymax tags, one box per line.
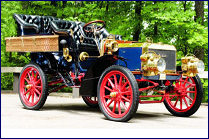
<box><xmin>100</xmin><ymin>35</ymin><xmax>119</xmax><ymax>56</ymax></box>
<box><xmin>105</xmin><ymin>40</ymin><xmax>119</xmax><ymax>55</ymax></box>
<box><xmin>181</xmin><ymin>55</ymin><xmax>204</xmax><ymax>77</ymax></box>
<box><xmin>140</xmin><ymin>51</ymin><xmax>165</xmax><ymax>76</ymax></box>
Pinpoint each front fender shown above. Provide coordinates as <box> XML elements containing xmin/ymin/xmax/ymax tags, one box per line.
<box><xmin>80</xmin><ymin>55</ymin><xmax>118</xmax><ymax>96</ymax></box>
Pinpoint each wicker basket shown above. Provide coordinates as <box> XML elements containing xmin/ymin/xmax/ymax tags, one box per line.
<box><xmin>5</xmin><ymin>35</ymin><xmax>59</xmax><ymax>52</ymax></box>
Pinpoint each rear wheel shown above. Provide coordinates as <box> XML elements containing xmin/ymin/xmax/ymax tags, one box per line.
<box><xmin>82</xmin><ymin>96</ymin><xmax>98</xmax><ymax>108</ymax></box>
<box><xmin>164</xmin><ymin>75</ymin><xmax>203</xmax><ymax>117</ymax></box>
<box><xmin>98</xmin><ymin>65</ymin><xmax>139</xmax><ymax>122</ymax></box>
<box><xmin>18</xmin><ymin>63</ymin><xmax>48</xmax><ymax>110</ymax></box>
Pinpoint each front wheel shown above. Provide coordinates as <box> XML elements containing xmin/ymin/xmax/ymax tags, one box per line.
<box><xmin>18</xmin><ymin>63</ymin><xmax>48</xmax><ymax>110</ymax></box>
<box><xmin>164</xmin><ymin>75</ymin><xmax>203</xmax><ymax>117</ymax></box>
<box><xmin>97</xmin><ymin>65</ymin><xmax>139</xmax><ymax>122</ymax></box>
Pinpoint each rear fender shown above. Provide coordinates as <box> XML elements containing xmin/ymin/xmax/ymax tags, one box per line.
<box><xmin>30</xmin><ymin>52</ymin><xmax>58</xmax><ymax>73</ymax></box>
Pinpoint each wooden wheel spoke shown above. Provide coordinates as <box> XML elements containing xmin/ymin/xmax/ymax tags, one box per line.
<box><xmin>35</xmin><ymin>86</ymin><xmax>42</xmax><ymax>89</ymax></box>
<box><xmin>118</xmin><ymin>101</ymin><xmax>121</xmax><ymax>115</ymax></box>
<box><xmin>185</xmin><ymin>83</ymin><xmax>195</xmax><ymax>89</ymax></box>
<box><xmin>108</xmin><ymin>78</ymin><xmax>115</xmax><ymax>89</ymax></box>
<box><xmin>35</xmin><ymin>73</ymin><xmax>38</xmax><ymax>81</ymax></box>
<box><xmin>121</xmin><ymin>91</ymin><xmax>131</xmax><ymax>96</ymax></box>
<box><xmin>31</xmin><ymin>70</ymin><xmax>34</xmax><ymax>79</ymax></box>
<box><xmin>32</xmin><ymin>91</ymin><xmax>34</xmax><ymax>103</ymax></box>
<box><xmin>186</xmin><ymin>95</ymin><xmax>193</xmax><ymax>102</ymax></box>
<box><xmin>113</xmin><ymin>75</ymin><xmax>118</xmax><ymax>87</ymax></box>
<box><xmin>121</xmin><ymin>100</ymin><xmax>127</xmax><ymax>110</ymax></box>
<box><xmin>121</xmin><ymin>82</ymin><xmax>128</xmax><ymax>90</ymax></box>
<box><xmin>119</xmin><ymin>76</ymin><xmax>122</xmax><ymax>86</ymax></box>
<box><xmin>27</xmin><ymin>73</ymin><xmax>32</xmax><ymax>81</ymax></box>
<box><xmin>24</xmin><ymin>88</ymin><xmax>31</xmax><ymax>95</ymax></box>
<box><xmin>174</xmin><ymin>96</ymin><xmax>179</xmax><ymax>107</ymax></box>
<box><xmin>112</xmin><ymin>101</ymin><xmax>117</xmax><ymax>113</ymax></box>
<box><xmin>104</xmin><ymin>86</ymin><xmax>113</xmax><ymax>92</ymax></box>
<box><xmin>180</xmin><ymin>97</ymin><xmax>182</xmax><ymax>110</ymax></box>
<box><xmin>34</xmin><ymin>91</ymin><xmax>38</xmax><ymax>99</ymax></box>
<box><xmin>169</xmin><ymin>95</ymin><xmax>175</xmax><ymax>101</ymax></box>
<box><xmin>186</xmin><ymin>91</ymin><xmax>195</xmax><ymax>93</ymax></box>
<box><xmin>121</xmin><ymin>96</ymin><xmax>130</xmax><ymax>102</ymax></box>
<box><xmin>34</xmin><ymin>88</ymin><xmax>41</xmax><ymax>95</ymax></box>
<box><xmin>104</xmin><ymin>95</ymin><xmax>111</xmax><ymax>99</ymax></box>
<box><xmin>35</xmin><ymin>79</ymin><xmax>41</xmax><ymax>85</ymax></box>
<box><xmin>107</xmin><ymin>99</ymin><xmax>114</xmax><ymax>107</ymax></box>
<box><xmin>24</xmin><ymin>78</ymin><xmax>30</xmax><ymax>84</ymax></box>
<box><xmin>27</xmin><ymin>92</ymin><xmax>32</xmax><ymax>101</ymax></box>
<box><xmin>183</xmin><ymin>77</ymin><xmax>189</xmax><ymax>86</ymax></box>
<box><xmin>183</xmin><ymin>97</ymin><xmax>189</xmax><ymax>108</ymax></box>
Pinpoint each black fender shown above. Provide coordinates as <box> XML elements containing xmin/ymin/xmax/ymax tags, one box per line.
<box><xmin>30</xmin><ymin>52</ymin><xmax>58</xmax><ymax>73</ymax></box>
<box><xmin>80</xmin><ymin>55</ymin><xmax>119</xmax><ymax>96</ymax></box>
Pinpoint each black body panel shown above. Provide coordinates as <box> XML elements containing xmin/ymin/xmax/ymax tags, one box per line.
<box><xmin>80</xmin><ymin>55</ymin><xmax>118</xmax><ymax>96</ymax></box>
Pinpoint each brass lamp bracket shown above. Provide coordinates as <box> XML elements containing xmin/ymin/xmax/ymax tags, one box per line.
<box><xmin>63</xmin><ymin>48</ymin><xmax>72</xmax><ymax>62</ymax></box>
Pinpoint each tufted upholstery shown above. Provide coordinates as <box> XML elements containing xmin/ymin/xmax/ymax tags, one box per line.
<box><xmin>42</xmin><ymin>16</ymin><xmax>60</xmax><ymax>34</ymax></box>
<box><xmin>14</xmin><ymin>14</ymin><xmax>122</xmax><ymax>46</ymax></box>
<box><xmin>13</xmin><ymin>13</ymin><xmax>61</xmax><ymax>35</ymax></box>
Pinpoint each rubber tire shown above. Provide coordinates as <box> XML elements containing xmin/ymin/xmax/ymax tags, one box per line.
<box><xmin>163</xmin><ymin>75</ymin><xmax>203</xmax><ymax>117</ymax></box>
<box><xmin>97</xmin><ymin>65</ymin><xmax>139</xmax><ymax>122</ymax></box>
<box><xmin>18</xmin><ymin>63</ymin><xmax>48</xmax><ymax>110</ymax></box>
<box><xmin>82</xmin><ymin>96</ymin><xmax>99</xmax><ymax>108</ymax></box>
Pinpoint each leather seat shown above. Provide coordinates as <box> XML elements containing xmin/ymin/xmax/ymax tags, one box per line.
<box><xmin>13</xmin><ymin>14</ymin><xmax>122</xmax><ymax>46</ymax></box>
<box><xmin>13</xmin><ymin>13</ymin><xmax>60</xmax><ymax>35</ymax></box>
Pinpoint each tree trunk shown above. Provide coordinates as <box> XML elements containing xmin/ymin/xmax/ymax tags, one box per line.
<box><xmin>153</xmin><ymin>1</ymin><xmax>158</xmax><ymax>42</ymax></box>
<box><xmin>62</xmin><ymin>1</ymin><xmax>67</xmax><ymax>8</ymax></box>
<box><xmin>133</xmin><ymin>1</ymin><xmax>142</xmax><ymax>41</ymax></box>
<box><xmin>194</xmin><ymin>1</ymin><xmax>204</xmax><ymax>25</ymax></box>
<box><xmin>194</xmin><ymin>1</ymin><xmax>204</xmax><ymax>60</ymax></box>
<box><xmin>51</xmin><ymin>1</ymin><xmax>57</xmax><ymax>7</ymax></box>
<box><xmin>183</xmin><ymin>1</ymin><xmax>187</xmax><ymax>55</ymax></box>
<box><xmin>106</xmin><ymin>1</ymin><xmax>109</xmax><ymax>13</ymax></box>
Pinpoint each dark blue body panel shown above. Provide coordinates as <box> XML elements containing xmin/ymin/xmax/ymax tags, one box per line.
<box><xmin>116</xmin><ymin>47</ymin><xmax>142</xmax><ymax>71</ymax></box>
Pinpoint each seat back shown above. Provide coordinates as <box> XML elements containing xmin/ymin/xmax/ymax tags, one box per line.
<box><xmin>13</xmin><ymin>14</ymin><xmax>122</xmax><ymax>47</ymax></box>
<box><xmin>13</xmin><ymin>14</ymin><xmax>60</xmax><ymax>36</ymax></box>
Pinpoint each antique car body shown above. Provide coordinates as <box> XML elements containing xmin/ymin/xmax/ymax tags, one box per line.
<box><xmin>5</xmin><ymin>14</ymin><xmax>205</xmax><ymax>122</ymax></box>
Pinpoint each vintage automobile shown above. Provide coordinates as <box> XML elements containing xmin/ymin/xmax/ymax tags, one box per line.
<box><xmin>6</xmin><ymin>14</ymin><xmax>205</xmax><ymax>122</ymax></box>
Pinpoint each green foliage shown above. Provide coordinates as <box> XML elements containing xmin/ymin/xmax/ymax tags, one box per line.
<box><xmin>1</xmin><ymin>1</ymin><xmax>208</xmax><ymax>102</ymax></box>
<box><xmin>201</xmin><ymin>79</ymin><xmax>208</xmax><ymax>103</ymax></box>
<box><xmin>1</xmin><ymin>73</ymin><xmax>13</xmax><ymax>90</ymax></box>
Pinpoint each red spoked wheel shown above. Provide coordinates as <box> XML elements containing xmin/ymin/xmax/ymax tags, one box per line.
<box><xmin>164</xmin><ymin>75</ymin><xmax>203</xmax><ymax>117</ymax></box>
<box><xmin>19</xmin><ymin>63</ymin><xmax>48</xmax><ymax>110</ymax></box>
<box><xmin>82</xmin><ymin>96</ymin><xmax>98</xmax><ymax>108</ymax></box>
<box><xmin>98</xmin><ymin>65</ymin><xmax>139</xmax><ymax>122</ymax></box>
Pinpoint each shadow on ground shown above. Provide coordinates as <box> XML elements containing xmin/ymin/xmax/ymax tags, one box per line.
<box><xmin>40</xmin><ymin>104</ymin><xmax>188</xmax><ymax>120</ymax></box>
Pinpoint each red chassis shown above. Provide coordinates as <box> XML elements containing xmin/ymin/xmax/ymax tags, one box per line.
<box><xmin>24</xmin><ymin>69</ymin><xmax>198</xmax><ymax>113</ymax></box>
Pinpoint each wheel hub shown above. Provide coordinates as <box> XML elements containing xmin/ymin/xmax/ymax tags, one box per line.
<box><xmin>110</xmin><ymin>92</ymin><xmax>118</xmax><ymax>98</ymax></box>
<box><xmin>26</xmin><ymin>84</ymin><xmax>33</xmax><ymax>89</ymax></box>
<box><xmin>177</xmin><ymin>88</ymin><xmax>187</xmax><ymax>95</ymax></box>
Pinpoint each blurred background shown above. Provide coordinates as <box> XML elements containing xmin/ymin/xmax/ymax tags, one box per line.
<box><xmin>1</xmin><ymin>1</ymin><xmax>208</xmax><ymax>102</ymax></box>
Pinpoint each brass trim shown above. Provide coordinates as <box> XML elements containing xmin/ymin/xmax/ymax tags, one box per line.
<box><xmin>149</xmin><ymin>43</ymin><xmax>176</xmax><ymax>51</ymax></box>
<box><xmin>118</xmin><ymin>43</ymin><xmax>143</xmax><ymax>48</ymax></box>
<box><xmin>63</xmin><ymin>48</ymin><xmax>72</xmax><ymax>62</ymax></box>
<box><xmin>79</xmin><ymin>52</ymin><xmax>89</xmax><ymax>61</ymax></box>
